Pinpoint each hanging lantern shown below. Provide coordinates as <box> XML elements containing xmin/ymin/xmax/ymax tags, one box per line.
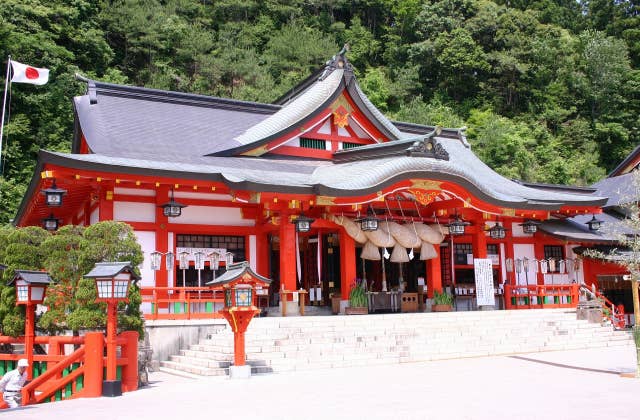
<box><xmin>586</xmin><ymin>215</ymin><xmax>603</xmax><ymax>231</ymax></box>
<box><xmin>358</xmin><ymin>207</ymin><xmax>379</xmax><ymax>232</ymax></box>
<box><xmin>505</xmin><ymin>258</ymin><xmax>514</xmax><ymax>273</ymax></box>
<box><xmin>293</xmin><ymin>212</ymin><xmax>314</xmax><ymax>233</ymax></box>
<box><xmin>42</xmin><ymin>213</ymin><xmax>60</xmax><ymax>231</ymax></box>
<box><xmin>540</xmin><ymin>259</ymin><xmax>548</xmax><ymax>274</ymax></box>
<box><xmin>41</xmin><ymin>179</ymin><xmax>67</xmax><ymax>207</ymax></box>
<box><xmin>208</xmin><ymin>252</ymin><xmax>220</xmax><ymax>270</ymax></box>
<box><xmin>522</xmin><ymin>257</ymin><xmax>530</xmax><ymax>273</ymax></box>
<box><xmin>447</xmin><ymin>215</ymin><xmax>469</xmax><ymax>236</ymax></box>
<box><xmin>515</xmin><ymin>259</ymin><xmax>522</xmax><ymax>274</ymax></box>
<box><xmin>548</xmin><ymin>258</ymin><xmax>556</xmax><ymax>272</ymax></box>
<box><xmin>194</xmin><ymin>251</ymin><xmax>205</xmax><ymax>270</ymax></box>
<box><xmin>150</xmin><ymin>251</ymin><xmax>162</xmax><ymax>270</ymax></box>
<box><xmin>519</xmin><ymin>220</ymin><xmax>540</xmax><ymax>234</ymax></box>
<box><xmin>178</xmin><ymin>251</ymin><xmax>190</xmax><ymax>270</ymax></box>
<box><xmin>159</xmin><ymin>188</ymin><xmax>187</xmax><ymax>218</ymax></box>
<box><xmin>488</xmin><ymin>222</ymin><xmax>506</xmax><ymax>239</ymax></box>
<box><xmin>165</xmin><ymin>251</ymin><xmax>175</xmax><ymax>270</ymax></box>
<box><xmin>225</xmin><ymin>252</ymin><xmax>234</xmax><ymax>266</ymax></box>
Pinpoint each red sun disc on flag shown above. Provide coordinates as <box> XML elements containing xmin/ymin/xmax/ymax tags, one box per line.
<box><xmin>25</xmin><ymin>67</ymin><xmax>40</xmax><ymax>79</ymax></box>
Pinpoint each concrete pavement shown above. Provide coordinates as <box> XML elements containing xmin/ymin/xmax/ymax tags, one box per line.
<box><xmin>7</xmin><ymin>345</ymin><xmax>640</xmax><ymax>420</ymax></box>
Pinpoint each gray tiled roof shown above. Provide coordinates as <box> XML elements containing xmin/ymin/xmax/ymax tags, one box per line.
<box><xmin>206</xmin><ymin>261</ymin><xmax>271</xmax><ymax>286</ymax></box>
<box><xmin>8</xmin><ymin>270</ymin><xmax>52</xmax><ymax>286</ymax></box>
<box><xmin>84</xmin><ymin>262</ymin><xmax>141</xmax><ymax>280</ymax></box>
<box><xmin>74</xmin><ymin>83</ymin><xmax>276</xmax><ymax>160</ymax></box>
<box><xmin>591</xmin><ymin>172</ymin><xmax>635</xmax><ymax>208</ymax></box>
<box><xmin>538</xmin><ymin>212</ymin><xmax>634</xmax><ymax>243</ymax></box>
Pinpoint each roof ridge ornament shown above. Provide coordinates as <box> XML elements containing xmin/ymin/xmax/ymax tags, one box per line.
<box><xmin>319</xmin><ymin>44</ymin><xmax>352</xmax><ymax>81</ymax></box>
<box><xmin>405</xmin><ymin>127</ymin><xmax>449</xmax><ymax>160</ymax></box>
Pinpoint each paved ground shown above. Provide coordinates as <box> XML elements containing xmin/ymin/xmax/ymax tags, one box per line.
<box><xmin>7</xmin><ymin>345</ymin><xmax>640</xmax><ymax>420</ymax></box>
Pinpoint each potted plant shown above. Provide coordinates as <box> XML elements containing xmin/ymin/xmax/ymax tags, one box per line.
<box><xmin>431</xmin><ymin>290</ymin><xmax>453</xmax><ymax>312</ymax></box>
<box><xmin>329</xmin><ymin>289</ymin><xmax>342</xmax><ymax>315</ymax></box>
<box><xmin>345</xmin><ymin>279</ymin><xmax>368</xmax><ymax>315</ymax></box>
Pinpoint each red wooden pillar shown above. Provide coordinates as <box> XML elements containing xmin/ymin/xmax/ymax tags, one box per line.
<box><xmin>24</xmin><ymin>304</ymin><xmax>35</xmax><ymax>380</ymax></box>
<box><xmin>534</xmin><ymin>241</ymin><xmax>545</xmax><ymax>285</ymax></box>
<box><xmin>426</xmin><ymin>245</ymin><xmax>442</xmax><ymax>297</ymax></box>
<box><xmin>473</xmin><ymin>225</ymin><xmax>488</xmax><ymax>259</ymax></box>
<box><xmin>98</xmin><ymin>182</ymin><xmax>114</xmax><ymax>221</ymax></box>
<box><xmin>83</xmin><ymin>332</ymin><xmax>104</xmax><ymax>397</ymax></box>
<box><xmin>155</xmin><ymin>186</ymin><xmax>169</xmax><ymax>296</ymax></box>
<box><xmin>504</xmin><ymin>222</ymin><xmax>515</xmax><ymax>286</ymax></box>
<box><xmin>279</xmin><ymin>214</ymin><xmax>297</xmax><ymax>294</ymax></box>
<box><xmin>339</xmin><ymin>229</ymin><xmax>356</xmax><ymax>300</ymax></box>
<box><xmin>120</xmin><ymin>331</ymin><xmax>139</xmax><ymax>392</ymax></box>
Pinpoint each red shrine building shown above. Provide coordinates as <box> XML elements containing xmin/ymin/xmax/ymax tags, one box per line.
<box><xmin>14</xmin><ymin>50</ymin><xmax>622</xmax><ymax>315</ymax></box>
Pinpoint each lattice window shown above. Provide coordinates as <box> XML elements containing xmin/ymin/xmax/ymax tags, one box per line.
<box><xmin>487</xmin><ymin>244</ymin><xmax>498</xmax><ymax>255</ymax></box>
<box><xmin>454</xmin><ymin>243</ymin><xmax>473</xmax><ymax>265</ymax></box>
<box><xmin>544</xmin><ymin>245</ymin><xmax>564</xmax><ymax>273</ymax></box>
<box><xmin>176</xmin><ymin>234</ymin><xmax>246</xmax><ymax>261</ymax></box>
<box><xmin>300</xmin><ymin>138</ymin><xmax>327</xmax><ymax>150</ymax></box>
<box><xmin>342</xmin><ymin>142</ymin><xmax>361</xmax><ymax>150</ymax></box>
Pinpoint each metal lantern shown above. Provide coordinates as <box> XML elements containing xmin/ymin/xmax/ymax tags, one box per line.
<box><xmin>559</xmin><ymin>259</ymin><xmax>566</xmax><ymax>274</ymax></box>
<box><xmin>208</xmin><ymin>252</ymin><xmax>220</xmax><ymax>270</ymax></box>
<box><xmin>234</xmin><ymin>284</ymin><xmax>253</xmax><ymax>307</ymax></box>
<box><xmin>586</xmin><ymin>215</ymin><xmax>603</xmax><ymax>231</ymax></box>
<box><xmin>165</xmin><ymin>251</ymin><xmax>175</xmax><ymax>270</ymax></box>
<box><xmin>488</xmin><ymin>222</ymin><xmax>506</xmax><ymax>239</ymax></box>
<box><xmin>159</xmin><ymin>188</ymin><xmax>187</xmax><ymax>218</ymax></box>
<box><xmin>10</xmin><ymin>270</ymin><xmax>51</xmax><ymax>305</ymax></box>
<box><xmin>178</xmin><ymin>251</ymin><xmax>190</xmax><ymax>270</ymax></box>
<box><xmin>548</xmin><ymin>258</ymin><xmax>556</xmax><ymax>273</ymax></box>
<box><xmin>85</xmin><ymin>262</ymin><xmax>139</xmax><ymax>302</ymax></box>
<box><xmin>293</xmin><ymin>213</ymin><xmax>314</xmax><ymax>233</ymax></box>
<box><xmin>540</xmin><ymin>259</ymin><xmax>548</xmax><ymax>274</ymax></box>
<box><xmin>505</xmin><ymin>258</ymin><xmax>514</xmax><ymax>273</ymax></box>
<box><xmin>225</xmin><ymin>252</ymin><xmax>234</xmax><ymax>266</ymax></box>
<box><xmin>358</xmin><ymin>207</ymin><xmax>379</xmax><ymax>232</ymax></box>
<box><xmin>447</xmin><ymin>216</ymin><xmax>469</xmax><ymax>236</ymax></box>
<box><xmin>519</xmin><ymin>220</ymin><xmax>540</xmax><ymax>234</ymax></box>
<box><xmin>515</xmin><ymin>258</ymin><xmax>523</xmax><ymax>274</ymax></box>
<box><xmin>42</xmin><ymin>213</ymin><xmax>60</xmax><ymax>231</ymax></box>
<box><xmin>41</xmin><ymin>179</ymin><xmax>67</xmax><ymax>207</ymax></box>
<box><xmin>194</xmin><ymin>251</ymin><xmax>205</xmax><ymax>270</ymax></box>
<box><xmin>150</xmin><ymin>251</ymin><xmax>162</xmax><ymax>270</ymax></box>
<box><xmin>522</xmin><ymin>257</ymin><xmax>530</xmax><ymax>273</ymax></box>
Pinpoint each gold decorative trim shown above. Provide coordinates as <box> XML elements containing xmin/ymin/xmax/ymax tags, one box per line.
<box><xmin>330</xmin><ymin>95</ymin><xmax>353</xmax><ymax>113</ymax></box>
<box><xmin>410</xmin><ymin>180</ymin><xmax>442</xmax><ymax>190</ymax></box>
<box><xmin>501</xmin><ymin>208</ymin><xmax>516</xmax><ymax>217</ymax></box>
<box><xmin>409</xmin><ymin>189</ymin><xmax>439</xmax><ymax>205</ymax></box>
<box><xmin>241</xmin><ymin>145</ymin><xmax>269</xmax><ymax>157</ymax></box>
<box><xmin>316</xmin><ymin>196</ymin><xmax>336</xmax><ymax>206</ymax></box>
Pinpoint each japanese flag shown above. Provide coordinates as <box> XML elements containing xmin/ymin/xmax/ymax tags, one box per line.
<box><xmin>10</xmin><ymin>60</ymin><xmax>49</xmax><ymax>85</ymax></box>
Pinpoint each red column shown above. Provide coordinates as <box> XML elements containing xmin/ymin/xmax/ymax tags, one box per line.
<box><xmin>279</xmin><ymin>214</ymin><xmax>297</xmax><ymax>294</ymax></box>
<box><xmin>339</xmin><ymin>229</ymin><xmax>356</xmax><ymax>300</ymax></box>
<box><xmin>120</xmin><ymin>331</ymin><xmax>139</xmax><ymax>392</ymax></box>
<box><xmin>234</xmin><ymin>332</ymin><xmax>246</xmax><ymax>366</ymax></box>
<box><xmin>24</xmin><ymin>304</ymin><xmax>35</xmax><ymax>380</ymax></box>
<box><xmin>504</xmin><ymin>225</ymin><xmax>515</xmax><ymax>286</ymax></box>
<box><xmin>426</xmin><ymin>245</ymin><xmax>442</xmax><ymax>297</ymax></box>
<box><xmin>155</xmin><ymin>186</ymin><xmax>170</xmax><ymax>306</ymax></box>
<box><xmin>82</xmin><ymin>332</ymin><xmax>104</xmax><ymax>397</ymax></box>
<box><xmin>534</xmin><ymin>241</ymin><xmax>545</xmax><ymax>285</ymax></box>
<box><xmin>473</xmin><ymin>226</ymin><xmax>488</xmax><ymax>259</ymax></box>
<box><xmin>98</xmin><ymin>182</ymin><xmax>114</xmax><ymax>221</ymax></box>
<box><xmin>106</xmin><ymin>303</ymin><xmax>117</xmax><ymax>381</ymax></box>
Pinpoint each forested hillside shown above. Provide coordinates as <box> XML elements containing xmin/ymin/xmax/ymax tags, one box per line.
<box><xmin>1</xmin><ymin>0</ymin><xmax>639</xmax><ymax>223</ymax></box>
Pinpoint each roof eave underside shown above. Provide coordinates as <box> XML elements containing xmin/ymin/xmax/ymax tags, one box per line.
<box><xmin>24</xmin><ymin>151</ymin><xmax>607</xmax><ymax>215</ymax></box>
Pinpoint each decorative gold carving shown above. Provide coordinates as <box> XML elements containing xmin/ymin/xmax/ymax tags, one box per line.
<box><xmin>410</xmin><ymin>189</ymin><xmax>439</xmax><ymax>205</ymax></box>
<box><xmin>330</xmin><ymin>95</ymin><xmax>353</xmax><ymax>113</ymax></box>
<box><xmin>410</xmin><ymin>180</ymin><xmax>442</xmax><ymax>190</ymax></box>
<box><xmin>241</xmin><ymin>145</ymin><xmax>269</xmax><ymax>157</ymax></box>
<box><xmin>316</xmin><ymin>196</ymin><xmax>336</xmax><ymax>206</ymax></box>
<box><xmin>333</xmin><ymin>106</ymin><xmax>350</xmax><ymax>128</ymax></box>
<box><xmin>249</xmin><ymin>192</ymin><xmax>261</xmax><ymax>204</ymax></box>
<box><xmin>501</xmin><ymin>208</ymin><xmax>516</xmax><ymax>217</ymax></box>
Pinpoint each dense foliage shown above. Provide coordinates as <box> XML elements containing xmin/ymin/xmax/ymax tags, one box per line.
<box><xmin>1</xmin><ymin>0</ymin><xmax>639</xmax><ymax>223</ymax></box>
<box><xmin>0</xmin><ymin>221</ymin><xmax>144</xmax><ymax>336</ymax></box>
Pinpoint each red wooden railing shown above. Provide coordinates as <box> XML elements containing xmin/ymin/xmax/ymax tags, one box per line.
<box><xmin>579</xmin><ymin>285</ymin><xmax>627</xmax><ymax>328</ymax></box>
<box><xmin>140</xmin><ymin>286</ymin><xmax>225</xmax><ymax>320</ymax></box>
<box><xmin>504</xmin><ymin>284</ymin><xmax>579</xmax><ymax>310</ymax></box>
<box><xmin>0</xmin><ymin>331</ymin><xmax>138</xmax><ymax>409</ymax></box>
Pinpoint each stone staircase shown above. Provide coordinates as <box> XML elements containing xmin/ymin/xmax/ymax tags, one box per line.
<box><xmin>159</xmin><ymin>309</ymin><xmax>633</xmax><ymax>377</ymax></box>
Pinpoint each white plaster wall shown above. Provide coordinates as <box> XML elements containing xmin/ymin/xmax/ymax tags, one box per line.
<box><xmin>167</xmin><ymin>232</ymin><xmax>174</xmax><ymax>288</ymax></box>
<box><xmin>90</xmin><ymin>208</ymin><xmax>99</xmax><ymax>225</ymax></box>
<box><xmin>511</xmin><ymin>224</ymin><xmax>534</xmax><ymax>238</ymax></box>
<box><xmin>168</xmin><ymin>206</ymin><xmax>255</xmax><ymax>226</ymax></box>
<box><xmin>513</xmin><ymin>244</ymin><xmax>535</xmax><ymax>286</ymax></box>
<box><xmin>318</xmin><ymin>120</ymin><xmax>331</xmax><ymax>134</ymax></box>
<box><xmin>134</xmin><ymin>230</ymin><xmax>156</xmax><ymax>287</ymax></box>
<box><xmin>114</xmin><ymin>202</ymin><xmax>156</xmax><ymax>223</ymax></box>
<box><xmin>115</xmin><ymin>187</ymin><xmax>156</xmax><ymax>197</ymax></box>
<box><xmin>249</xmin><ymin>235</ymin><xmax>257</xmax><ymax>271</ymax></box>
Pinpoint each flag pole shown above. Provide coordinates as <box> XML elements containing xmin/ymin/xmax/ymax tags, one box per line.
<box><xmin>0</xmin><ymin>55</ymin><xmax>11</xmax><ymax>171</ymax></box>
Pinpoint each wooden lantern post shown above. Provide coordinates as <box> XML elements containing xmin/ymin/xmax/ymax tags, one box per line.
<box><xmin>8</xmin><ymin>270</ymin><xmax>51</xmax><ymax>380</ymax></box>
<box><xmin>207</xmin><ymin>261</ymin><xmax>271</xmax><ymax>379</ymax></box>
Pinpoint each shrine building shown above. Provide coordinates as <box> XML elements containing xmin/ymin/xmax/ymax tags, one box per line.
<box><xmin>13</xmin><ymin>49</ymin><xmax>614</xmax><ymax>315</ymax></box>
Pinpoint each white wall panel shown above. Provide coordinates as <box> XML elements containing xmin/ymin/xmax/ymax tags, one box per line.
<box><xmin>134</xmin><ymin>230</ymin><xmax>156</xmax><ymax>287</ymax></box>
<box><xmin>114</xmin><ymin>202</ymin><xmax>156</xmax><ymax>223</ymax></box>
<box><xmin>168</xmin><ymin>206</ymin><xmax>255</xmax><ymax>226</ymax></box>
<box><xmin>115</xmin><ymin>187</ymin><xmax>156</xmax><ymax>197</ymax></box>
<box><xmin>249</xmin><ymin>235</ymin><xmax>257</xmax><ymax>271</ymax></box>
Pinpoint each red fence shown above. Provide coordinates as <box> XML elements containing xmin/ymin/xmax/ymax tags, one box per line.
<box><xmin>504</xmin><ymin>284</ymin><xmax>579</xmax><ymax>310</ymax></box>
<box><xmin>0</xmin><ymin>331</ymin><xmax>138</xmax><ymax>409</ymax></box>
<box><xmin>140</xmin><ymin>286</ymin><xmax>225</xmax><ymax>320</ymax></box>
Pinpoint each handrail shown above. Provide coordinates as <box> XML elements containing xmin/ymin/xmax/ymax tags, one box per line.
<box><xmin>22</xmin><ymin>346</ymin><xmax>85</xmax><ymax>405</ymax></box>
<box><xmin>140</xmin><ymin>286</ymin><xmax>225</xmax><ymax>320</ymax></box>
<box><xmin>579</xmin><ymin>284</ymin><xmax>621</xmax><ymax>326</ymax></box>
<box><xmin>504</xmin><ymin>284</ymin><xmax>579</xmax><ymax>309</ymax></box>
